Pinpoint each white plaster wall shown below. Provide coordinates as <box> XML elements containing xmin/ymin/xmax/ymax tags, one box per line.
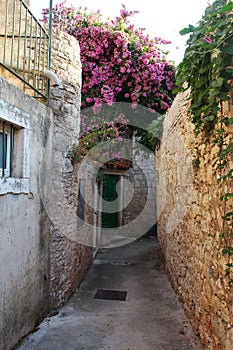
<box><xmin>0</xmin><ymin>78</ymin><xmax>52</xmax><ymax>350</ymax></box>
<box><xmin>0</xmin><ymin>23</ymin><xmax>84</xmax><ymax>350</ymax></box>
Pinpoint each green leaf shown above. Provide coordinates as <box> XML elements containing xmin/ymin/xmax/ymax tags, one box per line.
<box><xmin>219</xmin><ymin>92</ymin><xmax>230</xmax><ymax>101</ymax></box>
<box><xmin>223</xmin><ymin>117</ymin><xmax>233</xmax><ymax>126</ymax></box>
<box><xmin>222</xmin><ymin>212</ymin><xmax>233</xmax><ymax>220</ymax></box>
<box><xmin>221</xmin><ymin>46</ymin><xmax>233</xmax><ymax>55</ymax></box>
<box><xmin>179</xmin><ymin>25</ymin><xmax>195</xmax><ymax>35</ymax></box>
<box><xmin>226</xmin><ymin>263</ymin><xmax>233</xmax><ymax>268</ymax></box>
<box><xmin>208</xmin><ymin>89</ymin><xmax>220</xmax><ymax>100</ymax></box>
<box><xmin>218</xmin><ymin>169</ymin><xmax>233</xmax><ymax>182</ymax></box>
<box><xmin>219</xmin><ymin>3</ymin><xmax>233</xmax><ymax>13</ymax></box>
<box><xmin>176</xmin><ymin>76</ymin><xmax>187</xmax><ymax>85</ymax></box>
<box><xmin>220</xmin><ymin>193</ymin><xmax>233</xmax><ymax>201</ymax></box>
<box><xmin>220</xmin><ymin>142</ymin><xmax>233</xmax><ymax>160</ymax></box>
<box><xmin>225</xmin><ymin>67</ymin><xmax>233</xmax><ymax>74</ymax></box>
<box><xmin>218</xmin><ymin>160</ymin><xmax>227</xmax><ymax>169</ymax></box>
<box><xmin>195</xmin><ymin>76</ymin><xmax>208</xmax><ymax>89</ymax></box>
<box><xmin>220</xmin><ymin>232</ymin><xmax>225</xmax><ymax>239</ymax></box>
<box><xmin>222</xmin><ymin>247</ymin><xmax>233</xmax><ymax>256</ymax></box>
<box><xmin>211</xmin><ymin>78</ymin><xmax>224</xmax><ymax>88</ymax></box>
<box><xmin>204</xmin><ymin>115</ymin><xmax>215</xmax><ymax>122</ymax></box>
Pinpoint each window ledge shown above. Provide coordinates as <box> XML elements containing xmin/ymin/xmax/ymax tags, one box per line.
<box><xmin>0</xmin><ymin>178</ymin><xmax>29</xmax><ymax>195</ymax></box>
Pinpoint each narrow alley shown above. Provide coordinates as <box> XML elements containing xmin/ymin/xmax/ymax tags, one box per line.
<box><xmin>17</xmin><ymin>237</ymin><xmax>203</xmax><ymax>350</ymax></box>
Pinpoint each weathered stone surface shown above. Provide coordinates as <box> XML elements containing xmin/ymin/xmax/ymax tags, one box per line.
<box><xmin>47</xmin><ymin>29</ymin><xmax>93</xmax><ymax>311</ymax></box>
<box><xmin>50</xmin><ymin>29</ymin><xmax>81</xmax><ymax>89</ymax></box>
<box><xmin>123</xmin><ymin>149</ymin><xmax>157</xmax><ymax>236</ymax></box>
<box><xmin>0</xmin><ymin>20</ymin><xmax>93</xmax><ymax>350</ymax></box>
<box><xmin>156</xmin><ymin>92</ymin><xmax>233</xmax><ymax>350</ymax></box>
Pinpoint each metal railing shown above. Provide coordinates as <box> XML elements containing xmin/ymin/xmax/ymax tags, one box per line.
<box><xmin>0</xmin><ymin>0</ymin><xmax>51</xmax><ymax>102</ymax></box>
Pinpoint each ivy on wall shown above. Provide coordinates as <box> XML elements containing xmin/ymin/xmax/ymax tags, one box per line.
<box><xmin>175</xmin><ymin>0</ymin><xmax>233</xmax><ymax>283</ymax></box>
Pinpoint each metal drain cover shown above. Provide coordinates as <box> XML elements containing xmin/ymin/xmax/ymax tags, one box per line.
<box><xmin>94</xmin><ymin>289</ymin><xmax>127</xmax><ymax>301</ymax></box>
<box><xmin>111</xmin><ymin>260</ymin><xmax>130</xmax><ymax>266</ymax></box>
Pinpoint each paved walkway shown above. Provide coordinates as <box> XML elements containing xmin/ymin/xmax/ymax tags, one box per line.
<box><xmin>17</xmin><ymin>237</ymin><xmax>203</xmax><ymax>350</ymax></box>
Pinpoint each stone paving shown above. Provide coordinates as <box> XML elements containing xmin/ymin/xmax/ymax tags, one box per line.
<box><xmin>17</xmin><ymin>237</ymin><xmax>204</xmax><ymax>350</ymax></box>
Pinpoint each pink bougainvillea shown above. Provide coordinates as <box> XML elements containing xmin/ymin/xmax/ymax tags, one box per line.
<box><xmin>42</xmin><ymin>2</ymin><xmax>176</xmax><ymax>162</ymax></box>
<box><xmin>42</xmin><ymin>3</ymin><xmax>176</xmax><ymax>113</ymax></box>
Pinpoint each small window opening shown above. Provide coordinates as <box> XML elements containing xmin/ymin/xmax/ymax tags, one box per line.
<box><xmin>0</xmin><ymin>120</ymin><xmax>14</xmax><ymax>178</ymax></box>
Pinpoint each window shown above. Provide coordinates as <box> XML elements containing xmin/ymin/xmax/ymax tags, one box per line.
<box><xmin>0</xmin><ymin>98</ymin><xmax>31</xmax><ymax>195</ymax></box>
<box><xmin>0</xmin><ymin>120</ymin><xmax>14</xmax><ymax>178</ymax></box>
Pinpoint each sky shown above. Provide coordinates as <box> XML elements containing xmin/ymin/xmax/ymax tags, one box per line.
<box><xmin>30</xmin><ymin>0</ymin><xmax>212</xmax><ymax>65</ymax></box>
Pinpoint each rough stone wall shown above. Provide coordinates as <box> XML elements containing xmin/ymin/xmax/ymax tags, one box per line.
<box><xmin>156</xmin><ymin>91</ymin><xmax>233</xmax><ymax>350</ymax></box>
<box><xmin>124</xmin><ymin>150</ymin><xmax>156</xmax><ymax>236</ymax></box>
<box><xmin>74</xmin><ymin>160</ymin><xmax>99</xmax><ymax>248</ymax></box>
<box><xmin>0</xmin><ymin>26</ymin><xmax>93</xmax><ymax>349</ymax></box>
<box><xmin>48</xmin><ymin>29</ymin><xmax>93</xmax><ymax>310</ymax></box>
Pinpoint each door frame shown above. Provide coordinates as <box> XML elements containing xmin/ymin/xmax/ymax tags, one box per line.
<box><xmin>98</xmin><ymin>168</ymin><xmax>127</xmax><ymax>234</ymax></box>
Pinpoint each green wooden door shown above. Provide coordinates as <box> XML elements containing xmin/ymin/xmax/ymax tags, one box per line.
<box><xmin>102</xmin><ymin>174</ymin><xmax>119</xmax><ymax>228</ymax></box>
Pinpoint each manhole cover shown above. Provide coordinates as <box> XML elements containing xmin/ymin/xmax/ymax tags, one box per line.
<box><xmin>111</xmin><ymin>260</ymin><xmax>130</xmax><ymax>266</ymax></box>
<box><xmin>94</xmin><ymin>289</ymin><xmax>127</xmax><ymax>301</ymax></box>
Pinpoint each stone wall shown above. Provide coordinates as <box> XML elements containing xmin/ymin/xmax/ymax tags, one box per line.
<box><xmin>156</xmin><ymin>91</ymin><xmax>233</xmax><ymax>349</ymax></box>
<box><xmin>124</xmin><ymin>150</ymin><xmax>156</xmax><ymax>236</ymax></box>
<box><xmin>47</xmin><ymin>80</ymin><xmax>93</xmax><ymax>311</ymax></box>
<box><xmin>0</xmin><ymin>27</ymin><xmax>93</xmax><ymax>349</ymax></box>
<box><xmin>47</xmin><ymin>28</ymin><xmax>93</xmax><ymax>310</ymax></box>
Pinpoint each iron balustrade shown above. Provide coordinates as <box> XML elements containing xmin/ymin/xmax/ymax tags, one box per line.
<box><xmin>0</xmin><ymin>0</ymin><xmax>51</xmax><ymax>102</ymax></box>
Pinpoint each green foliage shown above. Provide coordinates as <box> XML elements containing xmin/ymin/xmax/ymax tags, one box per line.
<box><xmin>222</xmin><ymin>247</ymin><xmax>233</xmax><ymax>256</ymax></box>
<box><xmin>70</xmin><ymin>121</ymin><xmax>126</xmax><ymax>164</ymax></box>
<box><xmin>220</xmin><ymin>193</ymin><xmax>233</xmax><ymax>201</ymax></box>
<box><xmin>175</xmin><ymin>0</ymin><xmax>233</xmax><ymax>133</ymax></box>
<box><xmin>134</xmin><ymin>114</ymin><xmax>165</xmax><ymax>152</ymax></box>
<box><xmin>176</xmin><ymin>0</ymin><xmax>233</xmax><ymax>283</ymax></box>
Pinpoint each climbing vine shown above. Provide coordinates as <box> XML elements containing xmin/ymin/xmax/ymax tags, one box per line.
<box><xmin>175</xmin><ymin>0</ymin><xmax>233</xmax><ymax>282</ymax></box>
